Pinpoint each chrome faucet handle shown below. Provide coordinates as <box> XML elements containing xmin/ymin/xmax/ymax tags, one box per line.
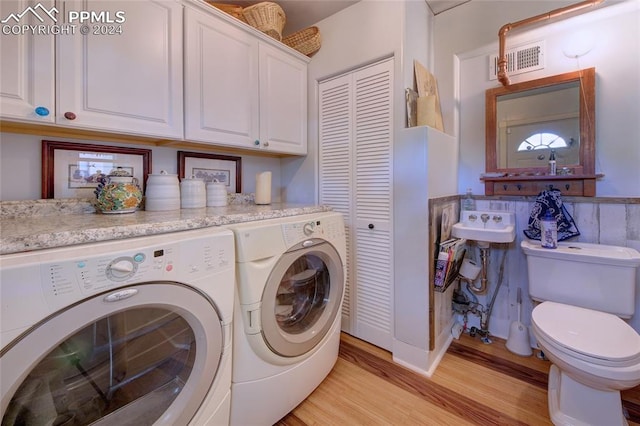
<box><xmin>468</xmin><ymin>214</ymin><xmax>477</xmax><ymax>222</ymax></box>
<box><xmin>493</xmin><ymin>215</ymin><xmax>503</xmax><ymax>223</ymax></box>
<box><xmin>480</xmin><ymin>213</ymin><xmax>490</xmax><ymax>223</ymax></box>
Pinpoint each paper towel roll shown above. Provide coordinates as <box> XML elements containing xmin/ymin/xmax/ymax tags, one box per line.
<box><xmin>255</xmin><ymin>172</ymin><xmax>272</xmax><ymax>205</ymax></box>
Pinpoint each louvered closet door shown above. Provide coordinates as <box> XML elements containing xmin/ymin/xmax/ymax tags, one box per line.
<box><xmin>319</xmin><ymin>73</ymin><xmax>353</xmax><ymax>333</ymax></box>
<box><xmin>353</xmin><ymin>60</ymin><xmax>393</xmax><ymax>350</ymax></box>
<box><xmin>318</xmin><ymin>58</ymin><xmax>393</xmax><ymax>350</ymax></box>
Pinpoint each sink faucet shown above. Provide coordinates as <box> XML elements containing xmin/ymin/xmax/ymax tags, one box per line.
<box><xmin>480</xmin><ymin>213</ymin><xmax>490</xmax><ymax>224</ymax></box>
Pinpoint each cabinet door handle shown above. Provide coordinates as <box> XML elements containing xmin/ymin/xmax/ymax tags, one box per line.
<box><xmin>263</xmin><ymin>141</ymin><xmax>269</xmax><ymax>147</ymax></box>
<box><xmin>503</xmin><ymin>184</ymin><xmax>508</xmax><ymax>191</ymax></box>
<box><xmin>64</xmin><ymin>112</ymin><xmax>77</xmax><ymax>120</ymax></box>
<box><xmin>254</xmin><ymin>140</ymin><xmax>260</xmax><ymax>146</ymax></box>
<box><xmin>35</xmin><ymin>106</ymin><xmax>50</xmax><ymax>116</ymax></box>
<box><xmin>565</xmin><ymin>184</ymin><xmax>570</xmax><ymax>190</ymax></box>
<box><xmin>368</xmin><ymin>224</ymin><xmax>374</xmax><ymax>229</ymax></box>
<box><xmin>517</xmin><ymin>184</ymin><xmax>522</xmax><ymax>190</ymax></box>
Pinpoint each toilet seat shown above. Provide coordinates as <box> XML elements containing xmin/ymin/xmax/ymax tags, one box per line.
<box><xmin>532</xmin><ymin>301</ymin><xmax>640</xmax><ymax>367</ymax></box>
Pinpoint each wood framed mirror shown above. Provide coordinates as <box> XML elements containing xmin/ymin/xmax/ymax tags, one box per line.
<box><xmin>483</xmin><ymin>67</ymin><xmax>600</xmax><ymax>196</ymax></box>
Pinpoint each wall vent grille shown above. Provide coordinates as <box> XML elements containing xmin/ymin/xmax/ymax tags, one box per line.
<box><xmin>489</xmin><ymin>41</ymin><xmax>545</xmax><ymax>80</ymax></box>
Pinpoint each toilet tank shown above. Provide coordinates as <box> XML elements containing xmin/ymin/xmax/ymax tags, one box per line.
<box><xmin>521</xmin><ymin>240</ymin><xmax>640</xmax><ymax>318</ymax></box>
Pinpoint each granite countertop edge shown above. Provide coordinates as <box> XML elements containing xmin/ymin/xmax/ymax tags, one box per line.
<box><xmin>1</xmin><ymin>200</ymin><xmax>332</xmax><ymax>255</ymax></box>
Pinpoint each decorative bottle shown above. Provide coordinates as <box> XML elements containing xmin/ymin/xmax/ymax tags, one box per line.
<box><xmin>540</xmin><ymin>211</ymin><xmax>558</xmax><ymax>249</ymax></box>
<box><xmin>462</xmin><ymin>188</ymin><xmax>475</xmax><ymax>211</ymax></box>
<box><xmin>549</xmin><ymin>150</ymin><xmax>557</xmax><ymax>176</ymax></box>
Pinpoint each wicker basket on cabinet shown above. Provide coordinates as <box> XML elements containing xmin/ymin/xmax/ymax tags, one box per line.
<box><xmin>242</xmin><ymin>2</ymin><xmax>286</xmax><ymax>41</ymax></box>
<box><xmin>206</xmin><ymin>2</ymin><xmax>246</xmax><ymax>22</ymax></box>
<box><xmin>282</xmin><ymin>26</ymin><xmax>321</xmax><ymax>56</ymax></box>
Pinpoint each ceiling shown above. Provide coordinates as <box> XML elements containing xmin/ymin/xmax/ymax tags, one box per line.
<box><xmin>213</xmin><ymin>1</ymin><xmax>471</xmax><ymax>36</ymax></box>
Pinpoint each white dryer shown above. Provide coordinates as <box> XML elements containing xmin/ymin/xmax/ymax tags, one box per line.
<box><xmin>228</xmin><ymin>211</ymin><xmax>346</xmax><ymax>426</ymax></box>
<box><xmin>1</xmin><ymin>227</ymin><xmax>235</xmax><ymax>426</ymax></box>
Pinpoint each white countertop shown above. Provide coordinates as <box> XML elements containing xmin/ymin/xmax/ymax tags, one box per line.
<box><xmin>0</xmin><ymin>199</ymin><xmax>331</xmax><ymax>255</ymax></box>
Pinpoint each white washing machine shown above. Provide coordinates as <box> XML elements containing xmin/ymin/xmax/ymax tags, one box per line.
<box><xmin>0</xmin><ymin>227</ymin><xmax>235</xmax><ymax>426</ymax></box>
<box><xmin>228</xmin><ymin>211</ymin><xmax>346</xmax><ymax>426</ymax></box>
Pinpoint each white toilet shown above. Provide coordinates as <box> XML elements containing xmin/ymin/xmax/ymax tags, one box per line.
<box><xmin>521</xmin><ymin>240</ymin><xmax>640</xmax><ymax>426</ymax></box>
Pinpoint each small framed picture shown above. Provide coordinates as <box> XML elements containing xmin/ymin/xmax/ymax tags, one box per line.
<box><xmin>177</xmin><ymin>151</ymin><xmax>242</xmax><ymax>193</ymax></box>
<box><xmin>42</xmin><ymin>141</ymin><xmax>152</xmax><ymax>199</ymax></box>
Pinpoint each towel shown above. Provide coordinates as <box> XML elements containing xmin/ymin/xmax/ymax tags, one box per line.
<box><xmin>523</xmin><ymin>189</ymin><xmax>580</xmax><ymax>242</ymax></box>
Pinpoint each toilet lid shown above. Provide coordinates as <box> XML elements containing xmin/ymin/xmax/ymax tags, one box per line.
<box><xmin>532</xmin><ymin>301</ymin><xmax>640</xmax><ymax>363</ymax></box>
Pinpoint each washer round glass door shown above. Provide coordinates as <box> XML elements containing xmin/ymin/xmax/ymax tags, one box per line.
<box><xmin>1</xmin><ymin>283</ymin><xmax>224</xmax><ymax>426</ymax></box>
<box><xmin>261</xmin><ymin>240</ymin><xmax>344</xmax><ymax>357</ymax></box>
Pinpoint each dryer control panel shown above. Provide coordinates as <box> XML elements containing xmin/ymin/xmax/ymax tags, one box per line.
<box><xmin>282</xmin><ymin>214</ymin><xmax>344</xmax><ymax>247</ymax></box>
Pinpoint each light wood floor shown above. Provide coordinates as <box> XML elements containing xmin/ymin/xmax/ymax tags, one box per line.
<box><xmin>277</xmin><ymin>332</ymin><xmax>640</xmax><ymax>426</ymax></box>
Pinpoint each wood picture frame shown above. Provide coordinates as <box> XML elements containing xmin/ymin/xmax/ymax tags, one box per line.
<box><xmin>42</xmin><ymin>140</ymin><xmax>152</xmax><ymax>199</ymax></box>
<box><xmin>177</xmin><ymin>151</ymin><xmax>242</xmax><ymax>193</ymax></box>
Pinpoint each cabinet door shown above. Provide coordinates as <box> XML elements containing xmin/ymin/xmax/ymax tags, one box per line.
<box><xmin>0</xmin><ymin>0</ymin><xmax>55</xmax><ymax>123</ymax></box>
<box><xmin>57</xmin><ymin>0</ymin><xmax>183</xmax><ymax>138</ymax></box>
<box><xmin>259</xmin><ymin>42</ymin><xmax>307</xmax><ymax>155</ymax></box>
<box><xmin>184</xmin><ymin>7</ymin><xmax>259</xmax><ymax>148</ymax></box>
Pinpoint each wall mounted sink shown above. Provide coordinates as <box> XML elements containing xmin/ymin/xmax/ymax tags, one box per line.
<box><xmin>452</xmin><ymin>210</ymin><xmax>516</xmax><ymax>245</ymax></box>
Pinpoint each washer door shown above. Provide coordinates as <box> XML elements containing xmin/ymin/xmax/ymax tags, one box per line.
<box><xmin>1</xmin><ymin>283</ymin><xmax>224</xmax><ymax>426</ymax></box>
<box><xmin>261</xmin><ymin>240</ymin><xmax>344</xmax><ymax>357</ymax></box>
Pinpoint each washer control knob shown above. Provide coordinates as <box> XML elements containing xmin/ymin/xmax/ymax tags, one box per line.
<box><xmin>106</xmin><ymin>257</ymin><xmax>137</xmax><ymax>281</ymax></box>
<box><xmin>303</xmin><ymin>222</ymin><xmax>315</xmax><ymax>236</ymax></box>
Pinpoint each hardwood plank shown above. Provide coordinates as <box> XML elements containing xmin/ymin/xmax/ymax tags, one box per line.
<box><xmin>276</xmin><ymin>332</ymin><xmax>640</xmax><ymax>426</ymax></box>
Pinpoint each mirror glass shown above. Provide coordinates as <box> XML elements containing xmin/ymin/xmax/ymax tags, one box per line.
<box><xmin>486</xmin><ymin>68</ymin><xmax>595</xmax><ymax>176</ymax></box>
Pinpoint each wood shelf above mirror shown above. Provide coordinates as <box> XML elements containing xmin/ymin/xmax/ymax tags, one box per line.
<box><xmin>485</xmin><ymin>68</ymin><xmax>601</xmax><ymax>196</ymax></box>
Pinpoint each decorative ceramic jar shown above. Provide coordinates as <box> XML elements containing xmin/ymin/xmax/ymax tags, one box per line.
<box><xmin>94</xmin><ymin>167</ymin><xmax>143</xmax><ymax>214</ymax></box>
<box><xmin>206</xmin><ymin>180</ymin><xmax>228</xmax><ymax>207</ymax></box>
<box><xmin>145</xmin><ymin>171</ymin><xmax>181</xmax><ymax>211</ymax></box>
<box><xmin>180</xmin><ymin>176</ymin><xmax>206</xmax><ymax>208</ymax></box>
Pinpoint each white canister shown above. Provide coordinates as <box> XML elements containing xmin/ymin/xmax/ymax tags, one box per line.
<box><xmin>145</xmin><ymin>171</ymin><xmax>180</xmax><ymax>211</ymax></box>
<box><xmin>255</xmin><ymin>171</ymin><xmax>272</xmax><ymax>205</ymax></box>
<box><xmin>180</xmin><ymin>176</ymin><xmax>206</xmax><ymax>208</ymax></box>
<box><xmin>206</xmin><ymin>180</ymin><xmax>228</xmax><ymax>207</ymax></box>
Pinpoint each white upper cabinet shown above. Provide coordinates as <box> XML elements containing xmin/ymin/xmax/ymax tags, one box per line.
<box><xmin>184</xmin><ymin>7</ymin><xmax>259</xmax><ymax>148</ymax></box>
<box><xmin>1</xmin><ymin>0</ymin><xmax>306</xmax><ymax>154</ymax></box>
<box><xmin>184</xmin><ymin>4</ymin><xmax>308</xmax><ymax>155</ymax></box>
<box><xmin>57</xmin><ymin>0</ymin><xmax>184</xmax><ymax>138</ymax></box>
<box><xmin>0</xmin><ymin>0</ymin><xmax>55</xmax><ymax>123</ymax></box>
<box><xmin>259</xmin><ymin>42</ymin><xmax>307</xmax><ymax>155</ymax></box>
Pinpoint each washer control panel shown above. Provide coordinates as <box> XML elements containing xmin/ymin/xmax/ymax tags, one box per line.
<box><xmin>0</xmin><ymin>230</ymin><xmax>234</xmax><ymax>320</ymax></box>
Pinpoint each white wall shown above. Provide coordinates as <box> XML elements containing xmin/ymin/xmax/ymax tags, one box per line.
<box><xmin>434</xmin><ymin>0</ymin><xmax>583</xmax><ymax>137</ymax></box>
<box><xmin>0</xmin><ymin>132</ymin><xmax>283</xmax><ymax>201</ymax></box>
<box><xmin>435</xmin><ymin>0</ymin><xmax>640</xmax><ymax>197</ymax></box>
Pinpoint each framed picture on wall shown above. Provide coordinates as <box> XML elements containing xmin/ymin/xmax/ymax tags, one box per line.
<box><xmin>177</xmin><ymin>151</ymin><xmax>242</xmax><ymax>193</ymax></box>
<box><xmin>41</xmin><ymin>141</ymin><xmax>152</xmax><ymax>199</ymax></box>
